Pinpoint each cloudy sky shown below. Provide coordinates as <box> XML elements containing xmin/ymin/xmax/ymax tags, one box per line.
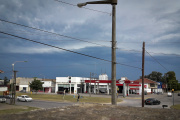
<box><xmin>0</xmin><ymin>0</ymin><xmax>180</xmax><ymax>81</ymax></box>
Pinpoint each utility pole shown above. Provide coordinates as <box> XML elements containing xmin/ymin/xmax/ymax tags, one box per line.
<box><xmin>142</xmin><ymin>42</ymin><xmax>145</xmax><ymax>107</ymax></box>
<box><xmin>10</xmin><ymin>70</ymin><xmax>18</xmax><ymax>105</ymax></box>
<box><xmin>111</xmin><ymin>3</ymin><xmax>117</xmax><ymax>105</ymax></box>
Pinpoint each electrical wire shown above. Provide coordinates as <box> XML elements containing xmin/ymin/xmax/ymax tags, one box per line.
<box><xmin>0</xmin><ymin>19</ymin><xmax>110</xmax><ymax>48</ymax></box>
<box><xmin>0</xmin><ymin>31</ymin><xmax>111</xmax><ymax>62</ymax></box>
<box><xmin>0</xmin><ymin>31</ymin><xmax>142</xmax><ymax>70</ymax></box>
<box><xmin>145</xmin><ymin>51</ymin><xmax>180</xmax><ymax>57</ymax></box>
<box><xmin>145</xmin><ymin>50</ymin><xmax>169</xmax><ymax>71</ymax></box>
<box><xmin>54</xmin><ymin>0</ymin><xmax>111</xmax><ymax>16</ymax></box>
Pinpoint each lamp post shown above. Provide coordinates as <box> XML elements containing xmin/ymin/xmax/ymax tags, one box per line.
<box><xmin>12</xmin><ymin>61</ymin><xmax>28</xmax><ymax>72</ymax></box>
<box><xmin>11</xmin><ymin>61</ymin><xmax>27</xmax><ymax>105</ymax></box>
<box><xmin>77</xmin><ymin>0</ymin><xmax>117</xmax><ymax>105</ymax></box>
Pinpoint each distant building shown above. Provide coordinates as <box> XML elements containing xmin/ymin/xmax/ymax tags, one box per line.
<box><xmin>10</xmin><ymin>77</ymin><xmax>55</xmax><ymax>93</ymax></box>
<box><xmin>99</xmin><ymin>74</ymin><xmax>108</xmax><ymax>80</ymax></box>
<box><xmin>0</xmin><ymin>79</ymin><xmax>7</xmax><ymax>91</ymax></box>
<box><xmin>0</xmin><ymin>80</ymin><xmax>4</xmax><ymax>85</ymax></box>
<box><xmin>56</xmin><ymin>77</ymin><xmax>91</xmax><ymax>94</ymax></box>
<box><xmin>134</xmin><ymin>78</ymin><xmax>160</xmax><ymax>94</ymax></box>
<box><xmin>41</xmin><ymin>79</ymin><xmax>56</xmax><ymax>93</ymax></box>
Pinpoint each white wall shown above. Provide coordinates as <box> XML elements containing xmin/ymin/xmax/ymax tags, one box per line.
<box><xmin>99</xmin><ymin>74</ymin><xmax>108</xmax><ymax>80</ymax></box>
<box><xmin>42</xmin><ymin>81</ymin><xmax>52</xmax><ymax>87</ymax></box>
<box><xmin>19</xmin><ymin>85</ymin><xmax>29</xmax><ymax>91</ymax></box>
<box><xmin>0</xmin><ymin>87</ymin><xmax>7</xmax><ymax>91</ymax></box>
<box><xmin>56</xmin><ymin>77</ymin><xmax>90</xmax><ymax>94</ymax></box>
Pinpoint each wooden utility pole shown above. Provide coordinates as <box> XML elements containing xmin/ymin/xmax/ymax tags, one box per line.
<box><xmin>10</xmin><ymin>70</ymin><xmax>18</xmax><ymax>105</ymax></box>
<box><xmin>111</xmin><ymin>3</ymin><xmax>117</xmax><ymax>105</ymax></box>
<box><xmin>142</xmin><ymin>42</ymin><xmax>145</xmax><ymax>107</ymax></box>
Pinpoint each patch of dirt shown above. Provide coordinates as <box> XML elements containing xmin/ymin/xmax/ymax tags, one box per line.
<box><xmin>0</xmin><ymin>104</ymin><xmax>180</xmax><ymax>120</ymax></box>
<box><xmin>0</xmin><ymin>103</ymin><xmax>29</xmax><ymax>110</ymax></box>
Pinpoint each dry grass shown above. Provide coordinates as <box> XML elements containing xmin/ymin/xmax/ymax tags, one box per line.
<box><xmin>16</xmin><ymin>92</ymin><xmax>122</xmax><ymax>103</ymax></box>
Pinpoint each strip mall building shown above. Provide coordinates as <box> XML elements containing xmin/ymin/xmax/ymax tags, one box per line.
<box><xmin>55</xmin><ymin>74</ymin><xmax>155</xmax><ymax>96</ymax></box>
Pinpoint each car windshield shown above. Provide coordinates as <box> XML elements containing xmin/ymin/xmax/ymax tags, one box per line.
<box><xmin>25</xmin><ymin>96</ymin><xmax>30</xmax><ymax>98</ymax></box>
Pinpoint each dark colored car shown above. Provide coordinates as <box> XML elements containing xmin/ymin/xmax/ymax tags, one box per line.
<box><xmin>4</xmin><ymin>94</ymin><xmax>12</xmax><ymax>99</ymax></box>
<box><xmin>99</xmin><ymin>89</ymin><xmax>106</xmax><ymax>93</ymax></box>
<box><xmin>178</xmin><ymin>93</ymin><xmax>180</xmax><ymax>96</ymax></box>
<box><xmin>145</xmin><ymin>98</ymin><xmax>160</xmax><ymax>105</ymax></box>
<box><xmin>20</xmin><ymin>89</ymin><xmax>26</xmax><ymax>93</ymax></box>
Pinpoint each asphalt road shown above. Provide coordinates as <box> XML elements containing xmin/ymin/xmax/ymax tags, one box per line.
<box><xmin>6</xmin><ymin>99</ymin><xmax>73</xmax><ymax>109</ymax></box>
<box><xmin>5</xmin><ymin>93</ymin><xmax>180</xmax><ymax>109</ymax></box>
<box><xmin>118</xmin><ymin>93</ymin><xmax>180</xmax><ymax>108</ymax></box>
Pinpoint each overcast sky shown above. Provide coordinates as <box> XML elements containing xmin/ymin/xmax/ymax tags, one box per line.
<box><xmin>0</xmin><ymin>0</ymin><xmax>180</xmax><ymax>81</ymax></box>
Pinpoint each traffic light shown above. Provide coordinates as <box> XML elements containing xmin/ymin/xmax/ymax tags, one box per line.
<box><xmin>68</xmin><ymin>76</ymin><xmax>71</xmax><ymax>83</ymax></box>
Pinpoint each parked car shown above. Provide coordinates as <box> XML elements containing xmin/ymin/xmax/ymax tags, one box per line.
<box><xmin>20</xmin><ymin>89</ymin><xmax>26</xmax><ymax>93</ymax></box>
<box><xmin>145</xmin><ymin>98</ymin><xmax>161</xmax><ymax>105</ymax></box>
<box><xmin>17</xmin><ymin>95</ymin><xmax>32</xmax><ymax>102</ymax></box>
<box><xmin>99</xmin><ymin>89</ymin><xmax>106</xmax><ymax>93</ymax></box>
<box><xmin>167</xmin><ymin>92</ymin><xmax>172</xmax><ymax>97</ymax></box>
<box><xmin>4</xmin><ymin>94</ymin><xmax>12</xmax><ymax>99</ymax></box>
<box><xmin>0</xmin><ymin>96</ymin><xmax>6</xmax><ymax>103</ymax></box>
<box><xmin>178</xmin><ymin>93</ymin><xmax>180</xmax><ymax>96</ymax></box>
<box><xmin>157</xmin><ymin>92</ymin><xmax>163</xmax><ymax>95</ymax></box>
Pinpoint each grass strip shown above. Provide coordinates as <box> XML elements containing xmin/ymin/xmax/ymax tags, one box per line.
<box><xmin>16</xmin><ymin>92</ymin><xmax>122</xmax><ymax>103</ymax></box>
<box><xmin>171</xmin><ymin>104</ymin><xmax>180</xmax><ymax>110</ymax></box>
<box><xmin>0</xmin><ymin>106</ymin><xmax>39</xmax><ymax>115</ymax></box>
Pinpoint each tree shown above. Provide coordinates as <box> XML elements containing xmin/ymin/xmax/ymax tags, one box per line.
<box><xmin>166</xmin><ymin>71</ymin><xmax>178</xmax><ymax>91</ymax></box>
<box><xmin>29</xmin><ymin>78</ymin><xmax>43</xmax><ymax>93</ymax></box>
<box><xmin>142</xmin><ymin>71</ymin><xmax>164</xmax><ymax>83</ymax></box>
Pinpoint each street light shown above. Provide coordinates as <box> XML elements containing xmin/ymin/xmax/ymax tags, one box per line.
<box><xmin>11</xmin><ymin>61</ymin><xmax>27</xmax><ymax>105</ymax></box>
<box><xmin>77</xmin><ymin>0</ymin><xmax>117</xmax><ymax>105</ymax></box>
<box><xmin>12</xmin><ymin>61</ymin><xmax>28</xmax><ymax>71</ymax></box>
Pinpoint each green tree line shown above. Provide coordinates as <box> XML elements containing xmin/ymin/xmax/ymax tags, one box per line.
<box><xmin>141</xmin><ymin>71</ymin><xmax>180</xmax><ymax>91</ymax></box>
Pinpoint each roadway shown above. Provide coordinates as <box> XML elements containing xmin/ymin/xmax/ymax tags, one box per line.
<box><xmin>6</xmin><ymin>99</ymin><xmax>73</xmax><ymax>109</ymax></box>
<box><xmin>118</xmin><ymin>93</ymin><xmax>180</xmax><ymax>108</ymax></box>
<box><xmin>5</xmin><ymin>92</ymin><xmax>180</xmax><ymax>109</ymax></box>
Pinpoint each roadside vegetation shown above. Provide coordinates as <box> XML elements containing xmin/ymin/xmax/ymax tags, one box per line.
<box><xmin>171</xmin><ymin>104</ymin><xmax>180</xmax><ymax>110</ymax></box>
<box><xmin>0</xmin><ymin>105</ymin><xmax>39</xmax><ymax>115</ymax></box>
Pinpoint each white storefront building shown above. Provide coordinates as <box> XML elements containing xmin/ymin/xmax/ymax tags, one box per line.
<box><xmin>55</xmin><ymin>77</ymin><xmax>90</xmax><ymax>94</ymax></box>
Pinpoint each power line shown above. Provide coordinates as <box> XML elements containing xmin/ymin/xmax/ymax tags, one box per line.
<box><xmin>54</xmin><ymin>0</ymin><xmax>111</xmax><ymax>16</ymax></box>
<box><xmin>145</xmin><ymin>50</ymin><xmax>169</xmax><ymax>71</ymax></box>
<box><xmin>116</xmin><ymin>62</ymin><xmax>141</xmax><ymax>70</ymax></box>
<box><xmin>0</xmin><ymin>31</ymin><xmax>111</xmax><ymax>62</ymax></box>
<box><xmin>0</xmin><ymin>19</ymin><xmax>110</xmax><ymax>48</ymax></box>
<box><xmin>0</xmin><ymin>31</ymin><xmax>142</xmax><ymax>70</ymax></box>
<box><xmin>145</xmin><ymin>51</ymin><xmax>180</xmax><ymax>57</ymax></box>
